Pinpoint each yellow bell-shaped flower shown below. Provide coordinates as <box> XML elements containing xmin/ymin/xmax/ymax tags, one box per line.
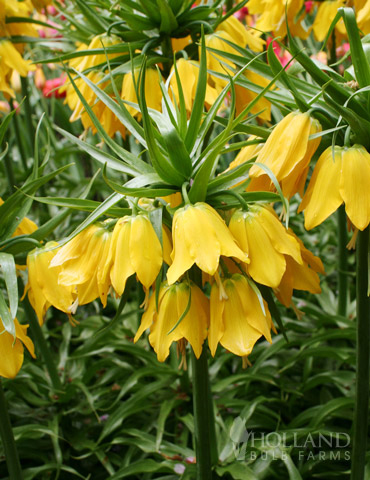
<box><xmin>167</xmin><ymin>202</ymin><xmax>248</xmax><ymax>285</ymax></box>
<box><xmin>274</xmin><ymin>229</ymin><xmax>325</xmax><ymax>307</ymax></box>
<box><xmin>25</xmin><ymin>242</ymin><xmax>76</xmax><ymax>324</ymax></box>
<box><xmin>229</xmin><ymin>205</ymin><xmax>302</xmax><ymax>288</ymax></box>
<box><xmin>169</xmin><ymin>58</ymin><xmax>219</xmax><ymax>116</ymax></box>
<box><xmin>121</xmin><ymin>68</ymin><xmax>162</xmax><ymax>118</ymax></box>
<box><xmin>209</xmin><ymin>273</ymin><xmax>273</xmax><ymax>357</ymax></box>
<box><xmin>51</xmin><ymin>224</ymin><xmax>113</xmax><ymax>308</ymax></box>
<box><xmin>134</xmin><ymin>281</ymin><xmax>209</xmax><ymax>362</ymax></box>
<box><xmin>216</xmin><ymin>15</ymin><xmax>265</xmax><ymax>52</ymax></box>
<box><xmin>248</xmin><ymin>111</ymin><xmax>322</xmax><ymax>198</ymax></box>
<box><xmin>0</xmin><ymin>317</ymin><xmax>35</xmax><ymax>379</ymax></box>
<box><xmin>298</xmin><ymin>145</ymin><xmax>370</xmax><ymax>231</ymax></box>
<box><xmin>109</xmin><ymin>214</ymin><xmax>163</xmax><ymax>296</ymax></box>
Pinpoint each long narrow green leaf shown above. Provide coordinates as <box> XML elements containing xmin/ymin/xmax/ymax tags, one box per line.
<box><xmin>0</xmin><ymin>253</ymin><xmax>17</xmax><ymax>320</ymax></box>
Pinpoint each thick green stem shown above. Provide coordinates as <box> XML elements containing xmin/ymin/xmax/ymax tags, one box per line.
<box><xmin>10</xmin><ymin>101</ymin><xmax>28</xmax><ymax>172</ymax></box>
<box><xmin>337</xmin><ymin>206</ymin><xmax>348</xmax><ymax>316</ymax></box>
<box><xmin>0</xmin><ymin>380</ymin><xmax>24</xmax><ymax>480</ymax></box>
<box><xmin>191</xmin><ymin>346</ymin><xmax>218</xmax><ymax>480</ymax></box>
<box><xmin>22</xmin><ymin>296</ymin><xmax>63</xmax><ymax>391</ymax></box>
<box><xmin>226</xmin><ymin>0</ymin><xmax>233</xmax><ymax>12</ymax></box>
<box><xmin>20</xmin><ymin>76</ymin><xmax>35</xmax><ymax>153</ymax></box>
<box><xmin>351</xmin><ymin>227</ymin><xmax>370</xmax><ymax>480</ymax></box>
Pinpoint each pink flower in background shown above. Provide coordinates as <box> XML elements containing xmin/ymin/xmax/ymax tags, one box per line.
<box><xmin>234</xmin><ymin>7</ymin><xmax>249</xmax><ymax>21</ymax></box>
<box><xmin>305</xmin><ymin>1</ymin><xmax>314</xmax><ymax>13</ymax></box>
<box><xmin>42</xmin><ymin>77</ymin><xmax>66</xmax><ymax>98</ymax></box>
<box><xmin>266</xmin><ymin>38</ymin><xmax>293</xmax><ymax>68</ymax></box>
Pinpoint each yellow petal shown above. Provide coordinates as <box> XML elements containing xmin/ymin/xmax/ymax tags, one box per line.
<box><xmin>236</xmin><ymin>276</ymin><xmax>272</xmax><ymax>343</ymax></box>
<box><xmin>148</xmin><ymin>286</ymin><xmax>183</xmax><ymax>362</ymax></box>
<box><xmin>129</xmin><ymin>215</ymin><xmax>163</xmax><ymax>289</ymax></box>
<box><xmin>229</xmin><ymin>210</ymin><xmax>286</xmax><ymax>287</ymax></box>
<box><xmin>219</xmin><ymin>278</ymin><xmax>262</xmax><ymax>356</ymax></box>
<box><xmin>209</xmin><ymin>282</ymin><xmax>226</xmax><ymax>356</ymax></box>
<box><xmin>340</xmin><ymin>145</ymin><xmax>370</xmax><ymax>230</ymax></box>
<box><xmin>257</xmin><ymin>206</ymin><xmax>302</xmax><ymax>264</ymax></box>
<box><xmin>298</xmin><ymin>147</ymin><xmax>343</xmax><ymax>230</ymax></box>
<box><xmin>249</xmin><ymin>112</ymin><xmax>312</xmax><ymax>181</ymax></box>
<box><xmin>0</xmin><ymin>333</ymin><xmax>24</xmax><ymax>379</ymax></box>
<box><xmin>110</xmin><ymin>218</ymin><xmax>135</xmax><ymax>296</ymax></box>
<box><xmin>176</xmin><ymin>282</ymin><xmax>208</xmax><ymax>359</ymax></box>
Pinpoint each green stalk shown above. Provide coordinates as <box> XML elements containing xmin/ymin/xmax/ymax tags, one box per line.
<box><xmin>226</xmin><ymin>0</ymin><xmax>233</xmax><ymax>12</ymax></box>
<box><xmin>22</xmin><ymin>296</ymin><xmax>63</xmax><ymax>391</ymax></box>
<box><xmin>10</xmin><ymin>101</ymin><xmax>28</xmax><ymax>172</ymax></box>
<box><xmin>337</xmin><ymin>206</ymin><xmax>348</xmax><ymax>316</ymax></box>
<box><xmin>20</xmin><ymin>76</ymin><xmax>35</xmax><ymax>153</ymax></box>
<box><xmin>0</xmin><ymin>380</ymin><xmax>24</xmax><ymax>480</ymax></box>
<box><xmin>191</xmin><ymin>346</ymin><xmax>218</xmax><ymax>480</ymax></box>
<box><xmin>351</xmin><ymin>227</ymin><xmax>370</xmax><ymax>480</ymax></box>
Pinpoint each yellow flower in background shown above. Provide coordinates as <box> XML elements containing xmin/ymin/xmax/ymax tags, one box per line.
<box><xmin>134</xmin><ymin>281</ymin><xmax>208</xmax><ymax>362</ymax></box>
<box><xmin>61</xmin><ymin>35</ymin><xmax>126</xmax><ymax>137</ymax></box>
<box><xmin>229</xmin><ymin>205</ymin><xmax>302</xmax><ymax>288</ymax></box>
<box><xmin>51</xmin><ymin>224</ymin><xmax>113</xmax><ymax>308</ymax></box>
<box><xmin>167</xmin><ymin>203</ymin><xmax>248</xmax><ymax>285</ymax></box>
<box><xmin>169</xmin><ymin>58</ymin><xmax>219</xmax><ymax>115</ymax></box>
<box><xmin>121</xmin><ymin>68</ymin><xmax>162</xmax><ymax>118</ymax></box>
<box><xmin>274</xmin><ymin>230</ymin><xmax>325</xmax><ymax>307</ymax></box>
<box><xmin>357</xmin><ymin>0</ymin><xmax>370</xmax><ymax>34</ymax></box>
<box><xmin>0</xmin><ymin>0</ymin><xmax>37</xmax><ymax>96</ymax></box>
<box><xmin>203</xmin><ymin>30</ymin><xmax>240</xmax><ymax>90</ymax></box>
<box><xmin>25</xmin><ymin>242</ymin><xmax>76</xmax><ymax>324</ymax></box>
<box><xmin>248</xmin><ymin>112</ymin><xmax>322</xmax><ymax>198</ymax></box>
<box><xmin>225</xmin><ymin>136</ymin><xmax>263</xmax><ymax>173</ymax></box>
<box><xmin>248</xmin><ymin>0</ymin><xmax>309</xmax><ymax>39</ymax></box>
<box><xmin>109</xmin><ymin>215</ymin><xmax>163</xmax><ymax>296</ymax></box>
<box><xmin>0</xmin><ymin>41</ymin><xmax>35</xmax><ymax>96</ymax></box>
<box><xmin>235</xmin><ymin>70</ymin><xmax>272</xmax><ymax>122</ymax></box>
<box><xmin>216</xmin><ymin>15</ymin><xmax>265</xmax><ymax>52</ymax></box>
<box><xmin>209</xmin><ymin>274</ymin><xmax>273</xmax><ymax>357</ymax></box>
<box><xmin>0</xmin><ymin>317</ymin><xmax>35</xmax><ymax>379</ymax></box>
<box><xmin>298</xmin><ymin>145</ymin><xmax>370</xmax><ymax>231</ymax></box>
<box><xmin>313</xmin><ymin>0</ymin><xmax>346</xmax><ymax>42</ymax></box>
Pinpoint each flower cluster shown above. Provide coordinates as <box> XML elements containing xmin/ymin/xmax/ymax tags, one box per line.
<box><xmin>25</xmin><ymin>200</ymin><xmax>323</xmax><ymax>362</ymax></box>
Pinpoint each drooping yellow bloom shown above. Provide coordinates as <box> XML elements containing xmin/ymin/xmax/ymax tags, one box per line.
<box><xmin>298</xmin><ymin>145</ymin><xmax>370</xmax><ymax>231</ymax></box>
<box><xmin>274</xmin><ymin>229</ymin><xmax>325</xmax><ymax>307</ymax></box>
<box><xmin>248</xmin><ymin>0</ymin><xmax>309</xmax><ymax>39</ymax></box>
<box><xmin>134</xmin><ymin>281</ymin><xmax>209</xmax><ymax>362</ymax></box>
<box><xmin>0</xmin><ymin>0</ymin><xmax>37</xmax><ymax>96</ymax></box>
<box><xmin>0</xmin><ymin>317</ymin><xmax>35</xmax><ymax>379</ymax></box>
<box><xmin>225</xmin><ymin>136</ymin><xmax>263</xmax><ymax>175</ymax></box>
<box><xmin>209</xmin><ymin>274</ymin><xmax>273</xmax><ymax>357</ymax></box>
<box><xmin>229</xmin><ymin>205</ymin><xmax>302</xmax><ymax>288</ymax></box>
<box><xmin>61</xmin><ymin>35</ymin><xmax>126</xmax><ymax>138</ymax></box>
<box><xmin>50</xmin><ymin>224</ymin><xmax>113</xmax><ymax>308</ymax></box>
<box><xmin>313</xmin><ymin>0</ymin><xmax>346</xmax><ymax>42</ymax></box>
<box><xmin>121</xmin><ymin>68</ymin><xmax>162</xmax><ymax>118</ymax></box>
<box><xmin>167</xmin><ymin>203</ymin><xmax>248</xmax><ymax>285</ymax></box>
<box><xmin>109</xmin><ymin>214</ymin><xmax>163</xmax><ymax>296</ymax></box>
<box><xmin>203</xmin><ymin>30</ymin><xmax>240</xmax><ymax>90</ymax></box>
<box><xmin>248</xmin><ymin>112</ymin><xmax>322</xmax><ymax>198</ymax></box>
<box><xmin>24</xmin><ymin>242</ymin><xmax>76</xmax><ymax>324</ymax></box>
<box><xmin>216</xmin><ymin>15</ymin><xmax>265</xmax><ymax>52</ymax></box>
<box><xmin>169</xmin><ymin>58</ymin><xmax>219</xmax><ymax>115</ymax></box>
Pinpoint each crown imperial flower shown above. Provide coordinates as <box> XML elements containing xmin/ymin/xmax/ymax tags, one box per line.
<box><xmin>167</xmin><ymin>203</ymin><xmax>248</xmax><ymax>285</ymax></box>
